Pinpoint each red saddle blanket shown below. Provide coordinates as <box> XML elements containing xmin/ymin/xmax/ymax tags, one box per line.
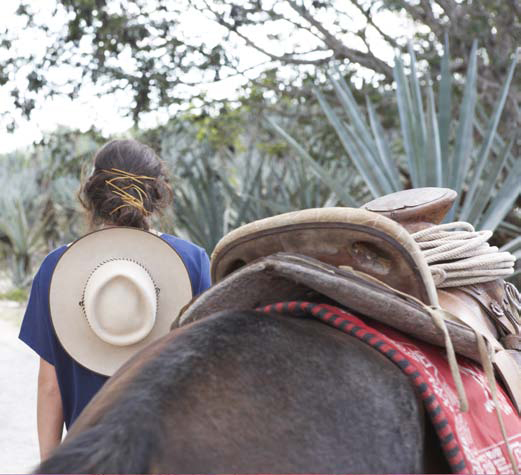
<box><xmin>259</xmin><ymin>301</ymin><xmax>521</xmax><ymax>474</ymax></box>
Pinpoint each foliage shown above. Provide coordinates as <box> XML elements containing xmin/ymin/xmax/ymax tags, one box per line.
<box><xmin>0</xmin><ymin>288</ymin><xmax>29</xmax><ymax>303</ymax></box>
<box><xmin>154</xmin><ymin>107</ymin><xmax>352</xmax><ymax>252</ymax></box>
<box><xmin>0</xmin><ymin>156</ymin><xmax>50</xmax><ymax>287</ymax></box>
<box><xmin>2</xmin><ymin>0</ymin><xmax>521</xmax><ymax>290</ymax></box>
<box><xmin>0</xmin><ymin>128</ymin><xmax>104</xmax><ymax>286</ymax></box>
<box><xmin>30</xmin><ymin>128</ymin><xmax>104</xmax><ymax>247</ymax></box>
<box><xmin>2</xmin><ymin>0</ymin><xmax>386</xmax><ymax>125</ymax></box>
<box><xmin>270</xmin><ymin>40</ymin><xmax>521</xmax><ymax>274</ymax></box>
<box><xmin>5</xmin><ymin>0</ymin><xmax>521</xmax><ymax>133</ymax></box>
<box><xmin>0</xmin><ymin>101</ymin><xmax>349</xmax><ymax>285</ymax></box>
<box><xmin>382</xmin><ymin>0</ymin><xmax>521</xmax><ymax>122</ymax></box>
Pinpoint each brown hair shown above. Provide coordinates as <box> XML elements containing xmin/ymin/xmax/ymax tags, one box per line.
<box><xmin>80</xmin><ymin>139</ymin><xmax>172</xmax><ymax>230</ymax></box>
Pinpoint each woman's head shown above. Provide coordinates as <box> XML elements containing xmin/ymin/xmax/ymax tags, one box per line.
<box><xmin>80</xmin><ymin>139</ymin><xmax>172</xmax><ymax>230</ymax></box>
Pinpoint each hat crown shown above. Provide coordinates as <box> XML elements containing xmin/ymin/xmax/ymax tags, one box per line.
<box><xmin>83</xmin><ymin>259</ymin><xmax>157</xmax><ymax>346</ymax></box>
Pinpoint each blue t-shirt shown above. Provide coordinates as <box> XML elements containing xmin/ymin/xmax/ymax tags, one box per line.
<box><xmin>19</xmin><ymin>233</ymin><xmax>211</xmax><ymax>428</ymax></box>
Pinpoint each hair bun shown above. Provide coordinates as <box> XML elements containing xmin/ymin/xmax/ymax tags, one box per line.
<box><xmin>79</xmin><ymin>140</ymin><xmax>173</xmax><ymax>230</ymax></box>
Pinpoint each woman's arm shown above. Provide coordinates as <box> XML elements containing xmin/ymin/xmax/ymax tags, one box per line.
<box><xmin>37</xmin><ymin>358</ymin><xmax>64</xmax><ymax>461</ymax></box>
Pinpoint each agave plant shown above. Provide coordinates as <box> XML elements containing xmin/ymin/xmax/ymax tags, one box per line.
<box><xmin>0</xmin><ymin>129</ymin><xmax>100</xmax><ymax>287</ymax></box>
<box><xmin>270</xmin><ymin>38</ymin><xmax>521</xmax><ymax>273</ymax></box>
<box><xmin>0</xmin><ymin>157</ymin><xmax>51</xmax><ymax>287</ymax></box>
<box><xmin>36</xmin><ymin>129</ymin><xmax>101</xmax><ymax>247</ymax></box>
<box><xmin>158</xmin><ymin>114</ymin><xmax>355</xmax><ymax>253</ymax></box>
<box><xmin>50</xmin><ymin>174</ymin><xmax>84</xmax><ymax>244</ymax></box>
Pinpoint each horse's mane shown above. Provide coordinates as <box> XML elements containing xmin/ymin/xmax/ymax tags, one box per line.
<box><xmin>38</xmin><ymin>310</ymin><xmax>428</xmax><ymax>474</ymax></box>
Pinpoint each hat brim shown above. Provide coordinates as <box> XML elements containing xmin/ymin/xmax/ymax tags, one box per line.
<box><xmin>49</xmin><ymin>227</ymin><xmax>193</xmax><ymax>376</ymax></box>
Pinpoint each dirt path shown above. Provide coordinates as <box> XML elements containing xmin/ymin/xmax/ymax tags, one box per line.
<box><xmin>0</xmin><ymin>302</ymin><xmax>39</xmax><ymax>474</ymax></box>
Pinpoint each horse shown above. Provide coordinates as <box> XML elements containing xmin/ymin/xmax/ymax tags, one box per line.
<box><xmin>38</xmin><ymin>308</ymin><xmax>450</xmax><ymax>474</ymax></box>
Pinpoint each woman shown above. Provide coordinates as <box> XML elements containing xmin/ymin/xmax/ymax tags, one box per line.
<box><xmin>19</xmin><ymin>139</ymin><xmax>211</xmax><ymax>460</ymax></box>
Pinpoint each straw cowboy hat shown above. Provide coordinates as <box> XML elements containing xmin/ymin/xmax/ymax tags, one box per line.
<box><xmin>49</xmin><ymin>227</ymin><xmax>193</xmax><ymax>376</ymax></box>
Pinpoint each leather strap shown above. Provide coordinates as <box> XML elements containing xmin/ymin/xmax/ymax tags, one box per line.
<box><xmin>458</xmin><ymin>281</ymin><xmax>521</xmax><ymax>338</ymax></box>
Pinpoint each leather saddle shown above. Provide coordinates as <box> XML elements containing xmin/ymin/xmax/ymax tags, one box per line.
<box><xmin>177</xmin><ymin>187</ymin><xmax>521</xmax><ymax>413</ymax></box>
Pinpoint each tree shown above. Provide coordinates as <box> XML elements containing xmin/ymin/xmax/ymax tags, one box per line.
<box><xmin>2</xmin><ymin>1</ymin><xmax>382</xmax><ymax>131</ymax></box>
<box><xmin>0</xmin><ymin>0</ymin><xmax>492</xmax><ymax>124</ymax></box>
<box><xmin>5</xmin><ymin>0</ymin><xmax>519</xmax><ymax>131</ymax></box>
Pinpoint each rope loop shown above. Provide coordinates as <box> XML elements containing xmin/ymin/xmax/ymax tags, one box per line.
<box><xmin>411</xmin><ymin>222</ymin><xmax>516</xmax><ymax>288</ymax></box>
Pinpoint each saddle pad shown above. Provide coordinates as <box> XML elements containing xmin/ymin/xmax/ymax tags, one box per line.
<box><xmin>178</xmin><ymin>253</ymin><xmax>479</xmax><ymax>360</ymax></box>
<box><xmin>260</xmin><ymin>302</ymin><xmax>521</xmax><ymax>474</ymax></box>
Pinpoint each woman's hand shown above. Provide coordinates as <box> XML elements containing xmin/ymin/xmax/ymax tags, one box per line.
<box><xmin>37</xmin><ymin>358</ymin><xmax>64</xmax><ymax>461</ymax></box>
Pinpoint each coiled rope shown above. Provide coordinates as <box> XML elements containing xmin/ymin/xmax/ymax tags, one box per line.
<box><xmin>411</xmin><ymin>222</ymin><xmax>516</xmax><ymax>288</ymax></box>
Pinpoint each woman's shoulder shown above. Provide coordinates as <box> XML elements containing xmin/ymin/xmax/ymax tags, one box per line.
<box><xmin>36</xmin><ymin>245</ymin><xmax>69</xmax><ymax>282</ymax></box>
<box><xmin>159</xmin><ymin>233</ymin><xmax>207</xmax><ymax>256</ymax></box>
<box><xmin>159</xmin><ymin>233</ymin><xmax>211</xmax><ymax>293</ymax></box>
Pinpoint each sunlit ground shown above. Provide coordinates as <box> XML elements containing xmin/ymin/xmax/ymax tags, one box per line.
<box><xmin>0</xmin><ymin>284</ymin><xmax>39</xmax><ymax>474</ymax></box>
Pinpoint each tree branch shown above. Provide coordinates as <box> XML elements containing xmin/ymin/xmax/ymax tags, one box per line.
<box><xmin>351</xmin><ymin>0</ymin><xmax>400</xmax><ymax>49</ymax></box>
<box><xmin>419</xmin><ymin>0</ymin><xmax>437</xmax><ymax>25</ymax></box>
<box><xmin>508</xmin><ymin>0</ymin><xmax>521</xmax><ymax>20</ymax></box>
<box><xmin>198</xmin><ymin>0</ymin><xmax>334</xmax><ymax>65</ymax></box>
<box><xmin>287</xmin><ymin>0</ymin><xmax>393</xmax><ymax>79</ymax></box>
<box><xmin>434</xmin><ymin>0</ymin><xmax>456</xmax><ymax>21</ymax></box>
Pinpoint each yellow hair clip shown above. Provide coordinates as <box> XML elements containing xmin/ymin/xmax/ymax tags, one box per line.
<box><xmin>104</xmin><ymin>168</ymin><xmax>155</xmax><ymax>216</ymax></box>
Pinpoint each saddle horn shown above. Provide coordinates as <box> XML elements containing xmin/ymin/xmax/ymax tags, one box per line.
<box><xmin>362</xmin><ymin>187</ymin><xmax>458</xmax><ymax>233</ymax></box>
